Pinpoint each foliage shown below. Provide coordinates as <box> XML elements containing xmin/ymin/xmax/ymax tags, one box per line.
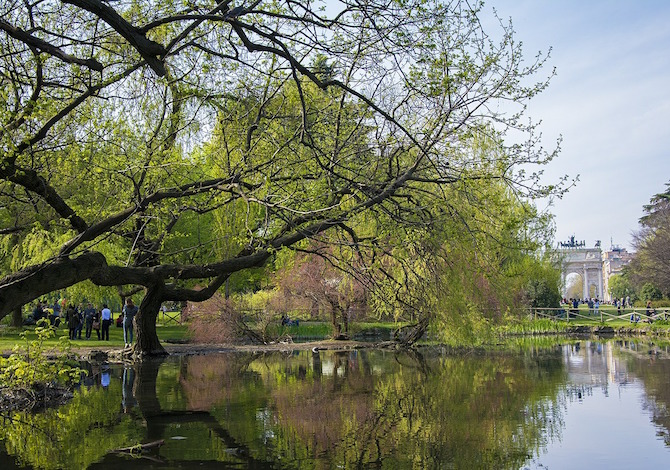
<box><xmin>608</xmin><ymin>271</ymin><xmax>638</xmax><ymax>302</ymax></box>
<box><xmin>0</xmin><ymin>0</ymin><xmax>566</xmax><ymax>354</ymax></box>
<box><xmin>630</xmin><ymin>181</ymin><xmax>670</xmax><ymax>296</ymax></box>
<box><xmin>0</xmin><ymin>320</ymin><xmax>84</xmax><ymax>391</ymax></box>
<box><xmin>641</xmin><ymin>283</ymin><xmax>664</xmax><ymax>301</ymax></box>
<box><xmin>524</xmin><ymin>278</ymin><xmax>562</xmax><ymax>309</ymax></box>
<box><xmin>274</xmin><ymin>250</ymin><xmax>367</xmax><ymax>337</ymax></box>
<box><xmin>521</xmin><ymin>258</ymin><xmax>563</xmax><ymax>309</ymax></box>
<box><xmin>361</xmin><ymin>167</ymin><xmax>560</xmax><ymax>344</ymax></box>
<box><xmin>0</xmin><ymin>381</ymin><xmax>142</xmax><ymax>469</ymax></box>
<box><xmin>186</xmin><ymin>293</ymin><xmax>280</xmax><ymax>344</ymax></box>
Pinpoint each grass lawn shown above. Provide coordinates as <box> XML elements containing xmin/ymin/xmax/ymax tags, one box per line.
<box><xmin>4</xmin><ymin>313</ymin><xmax>668</xmax><ymax>355</ymax></box>
<box><xmin>0</xmin><ymin>322</ymin><xmax>190</xmax><ymax>354</ymax></box>
<box><xmin>0</xmin><ymin>318</ymin><xmax>402</xmax><ymax>353</ymax></box>
<box><xmin>264</xmin><ymin>321</ymin><xmax>399</xmax><ymax>340</ymax></box>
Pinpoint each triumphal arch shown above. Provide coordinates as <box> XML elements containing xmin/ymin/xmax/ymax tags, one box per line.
<box><xmin>555</xmin><ymin>236</ymin><xmax>603</xmax><ymax>300</ymax></box>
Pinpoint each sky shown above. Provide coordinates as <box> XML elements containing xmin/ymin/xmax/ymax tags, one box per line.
<box><xmin>488</xmin><ymin>0</ymin><xmax>670</xmax><ymax>250</ymax></box>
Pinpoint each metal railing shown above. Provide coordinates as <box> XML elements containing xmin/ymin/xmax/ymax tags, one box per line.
<box><xmin>527</xmin><ymin>307</ymin><xmax>670</xmax><ymax>323</ymax></box>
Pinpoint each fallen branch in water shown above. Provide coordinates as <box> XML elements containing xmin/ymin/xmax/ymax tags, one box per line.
<box><xmin>112</xmin><ymin>439</ymin><xmax>165</xmax><ymax>454</ymax></box>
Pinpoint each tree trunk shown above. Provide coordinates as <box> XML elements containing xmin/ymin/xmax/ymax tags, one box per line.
<box><xmin>394</xmin><ymin>316</ymin><xmax>431</xmax><ymax>346</ymax></box>
<box><xmin>134</xmin><ymin>284</ymin><xmax>167</xmax><ymax>357</ymax></box>
<box><xmin>330</xmin><ymin>308</ymin><xmax>339</xmax><ymax>338</ymax></box>
<box><xmin>135</xmin><ymin>359</ymin><xmax>166</xmax><ymax>440</ymax></box>
<box><xmin>10</xmin><ymin>306</ymin><xmax>22</xmax><ymax>327</ymax></box>
<box><xmin>342</xmin><ymin>307</ymin><xmax>349</xmax><ymax>333</ymax></box>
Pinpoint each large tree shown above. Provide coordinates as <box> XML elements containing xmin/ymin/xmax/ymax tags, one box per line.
<box><xmin>629</xmin><ymin>182</ymin><xmax>670</xmax><ymax>296</ymax></box>
<box><xmin>0</xmin><ymin>0</ymin><xmax>562</xmax><ymax>356</ymax></box>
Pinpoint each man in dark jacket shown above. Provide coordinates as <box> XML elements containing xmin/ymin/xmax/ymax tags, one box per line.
<box><xmin>66</xmin><ymin>305</ymin><xmax>80</xmax><ymax>340</ymax></box>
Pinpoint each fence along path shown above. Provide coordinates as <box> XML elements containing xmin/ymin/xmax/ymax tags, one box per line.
<box><xmin>528</xmin><ymin>307</ymin><xmax>670</xmax><ymax>323</ymax></box>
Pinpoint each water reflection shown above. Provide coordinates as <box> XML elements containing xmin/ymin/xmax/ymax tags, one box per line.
<box><xmin>2</xmin><ymin>341</ymin><xmax>670</xmax><ymax>468</ymax></box>
<box><xmin>527</xmin><ymin>341</ymin><xmax>670</xmax><ymax>469</ymax></box>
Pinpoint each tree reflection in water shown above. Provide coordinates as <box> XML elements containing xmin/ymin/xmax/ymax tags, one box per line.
<box><xmin>620</xmin><ymin>343</ymin><xmax>670</xmax><ymax>446</ymax></box>
<box><xmin>171</xmin><ymin>348</ymin><xmax>569</xmax><ymax>468</ymax></box>
<box><xmin>0</xmin><ymin>373</ymin><xmax>143</xmax><ymax>469</ymax></box>
<box><xmin>0</xmin><ymin>345</ymin><xmax>597</xmax><ymax>469</ymax></box>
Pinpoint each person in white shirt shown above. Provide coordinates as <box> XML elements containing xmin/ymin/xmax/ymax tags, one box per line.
<box><xmin>101</xmin><ymin>304</ymin><xmax>112</xmax><ymax>341</ymax></box>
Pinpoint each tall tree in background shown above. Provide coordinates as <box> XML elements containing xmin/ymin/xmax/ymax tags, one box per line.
<box><xmin>0</xmin><ymin>0</ymin><xmax>563</xmax><ymax>356</ymax></box>
<box><xmin>630</xmin><ymin>182</ymin><xmax>670</xmax><ymax>296</ymax></box>
<box><xmin>608</xmin><ymin>270</ymin><xmax>637</xmax><ymax>303</ymax></box>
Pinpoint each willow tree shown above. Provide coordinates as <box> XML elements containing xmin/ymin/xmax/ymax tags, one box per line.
<box><xmin>0</xmin><ymin>0</ymin><xmax>561</xmax><ymax>356</ymax></box>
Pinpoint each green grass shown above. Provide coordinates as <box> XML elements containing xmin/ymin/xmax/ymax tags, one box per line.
<box><xmin>501</xmin><ymin>315</ymin><xmax>670</xmax><ymax>336</ymax></box>
<box><xmin>265</xmin><ymin>321</ymin><xmax>332</xmax><ymax>339</ymax></box>
<box><xmin>0</xmin><ymin>319</ymin><xmax>397</xmax><ymax>352</ymax></box>
<box><xmin>263</xmin><ymin>320</ymin><xmax>399</xmax><ymax>341</ymax></box>
<box><xmin>0</xmin><ymin>323</ymin><xmax>190</xmax><ymax>353</ymax></box>
<box><xmin>5</xmin><ymin>314</ymin><xmax>668</xmax><ymax>354</ymax></box>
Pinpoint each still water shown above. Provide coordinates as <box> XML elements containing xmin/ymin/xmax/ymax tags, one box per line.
<box><xmin>1</xmin><ymin>340</ymin><xmax>670</xmax><ymax>469</ymax></box>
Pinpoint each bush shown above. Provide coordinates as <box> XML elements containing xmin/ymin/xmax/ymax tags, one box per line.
<box><xmin>187</xmin><ymin>295</ymin><xmax>282</xmax><ymax>344</ymax></box>
<box><xmin>641</xmin><ymin>283</ymin><xmax>663</xmax><ymax>301</ymax></box>
<box><xmin>0</xmin><ymin>320</ymin><xmax>85</xmax><ymax>408</ymax></box>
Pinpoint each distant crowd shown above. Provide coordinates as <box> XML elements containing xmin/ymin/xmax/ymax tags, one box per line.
<box><xmin>562</xmin><ymin>296</ymin><xmax>632</xmax><ymax>311</ymax></box>
<box><xmin>561</xmin><ymin>296</ymin><xmax>662</xmax><ymax>322</ymax></box>
<box><xmin>26</xmin><ymin>298</ymin><xmax>140</xmax><ymax>347</ymax></box>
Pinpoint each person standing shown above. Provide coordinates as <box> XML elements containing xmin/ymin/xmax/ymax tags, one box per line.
<box><xmin>32</xmin><ymin>301</ymin><xmax>44</xmax><ymax>324</ymax></box>
<box><xmin>92</xmin><ymin>308</ymin><xmax>101</xmax><ymax>340</ymax></box>
<box><xmin>66</xmin><ymin>304</ymin><xmax>79</xmax><ymax>340</ymax></box>
<box><xmin>83</xmin><ymin>303</ymin><xmax>96</xmax><ymax>339</ymax></box>
<box><xmin>122</xmin><ymin>298</ymin><xmax>139</xmax><ymax>347</ymax></box>
<box><xmin>101</xmin><ymin>304</ymin><xmax>112</xmax><ymax>341</ymax></box>
<box><xmin>75</xmin><ymin>304</ymin><xmax>84</xmax><ymax>339</ymax></box>
<box><xmin>51</xmin><ymin>301</ymin><xmax>61</xmax><ymax>325</ymax></box>
<box><xmin>646</xmin><ymin>300</ymin><xmax>655</xmax><ymax>321</ymax></box>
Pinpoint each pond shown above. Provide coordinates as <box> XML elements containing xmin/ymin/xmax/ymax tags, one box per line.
<box><xmin>1</xmin><ymin>339</ymin><xmax>670</xmax><ymax>469</ymax></box>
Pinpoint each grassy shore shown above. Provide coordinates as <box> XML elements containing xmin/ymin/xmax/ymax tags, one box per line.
<box><xmin>0</xmin><ymin>323</ymin><xmax>189</xmax><ymax>354</ymax></box>
<box><xmin>0</xmin><ymin>320</ymin><xmax>401</xmax><ymax>354</ymax></box>
<box><xmin>3</xmin><ymin>315</ymin><xmax>670</xmax><ymax>356</ymax></box>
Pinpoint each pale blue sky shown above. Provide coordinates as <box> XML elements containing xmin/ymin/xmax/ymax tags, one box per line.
<box><xmin>490</xmin><ymin>0</ymin><xmax>670</xmax><ymax>250</ymax></box>
<box><xmin>322</xmin><ymin>0</ymin><xmax>670</xmax><ymax>250</ymax></box>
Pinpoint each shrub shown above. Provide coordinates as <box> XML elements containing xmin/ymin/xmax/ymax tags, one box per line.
<box><xmin>186</xmin><ymin>295</ymin><xmax>280</xmax><ymax>344</ymax></box>
<box><xmin>0</xmin><ymin>320</ymin><xmax>85</xmax><ymax>409</ymax></box>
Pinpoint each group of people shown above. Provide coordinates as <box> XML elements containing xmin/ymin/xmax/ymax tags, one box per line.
<box><xmin>563</xmin><ymin>296</ymin><xmax>632</xmax><ymax>311</ymax></box>
<box><xmin>29</xmin><ymin>298</ymin><xmax>139</xmax><ymax>346</ymax></box>
<box><xmin>561</xmin><ymin>296</ymin><xmax>663</xmax><ymax>323</ymax></box>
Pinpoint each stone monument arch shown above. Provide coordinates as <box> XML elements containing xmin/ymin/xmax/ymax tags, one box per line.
<box><xmin>556</xmin><ymin>236</ymin><xmax>603</xmax><ymax>300</ymax></box>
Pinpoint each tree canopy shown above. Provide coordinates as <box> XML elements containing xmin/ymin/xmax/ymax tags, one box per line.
<box><xmin>0</xmin><ymin>0</ymin><xmax>562</xmax><ymax>355</ymax></box>
<box><xmin>630</xmin><ymin>182</ymin><xmax>670</xmax><ymax>297</ymax></box>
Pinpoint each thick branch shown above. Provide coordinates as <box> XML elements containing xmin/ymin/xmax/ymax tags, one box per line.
<box><xmin>63</xmin><ymin>0</ymin><xmax>167</xmax><ymax>76</ymax></box>
<box><xmin>0</xmin><ymin>19</ymin><xmax>103</xmax><ymax>71</ymax></box>
<box><xmin>164</xmin><ymin>275</ymin><xmax>229</xmax><ymax>302</ymax></box>
<box><xmin>3</xmin><ymin>165</ymin><xmax>88</xmax><ymax>233</ymax></box>
<box><xmin>59</xmin><ymin>174</ymin><xmax>249</xmax><ymax>255</ymax></box>
<box><xmin>0</xmin><ymin>252</ymin><xmax>107</xmax><ymax>317</ymax></box>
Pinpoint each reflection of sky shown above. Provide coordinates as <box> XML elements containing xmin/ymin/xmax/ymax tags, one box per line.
<box><xmin>525</xmin><ymin>342</ymin><xmax>670</xmax><ymax>469</ymax></box>
<box><xmin>530</xmin><ymin>382</ymin><xmax>668</xmax><ymax>469</ymax></box>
